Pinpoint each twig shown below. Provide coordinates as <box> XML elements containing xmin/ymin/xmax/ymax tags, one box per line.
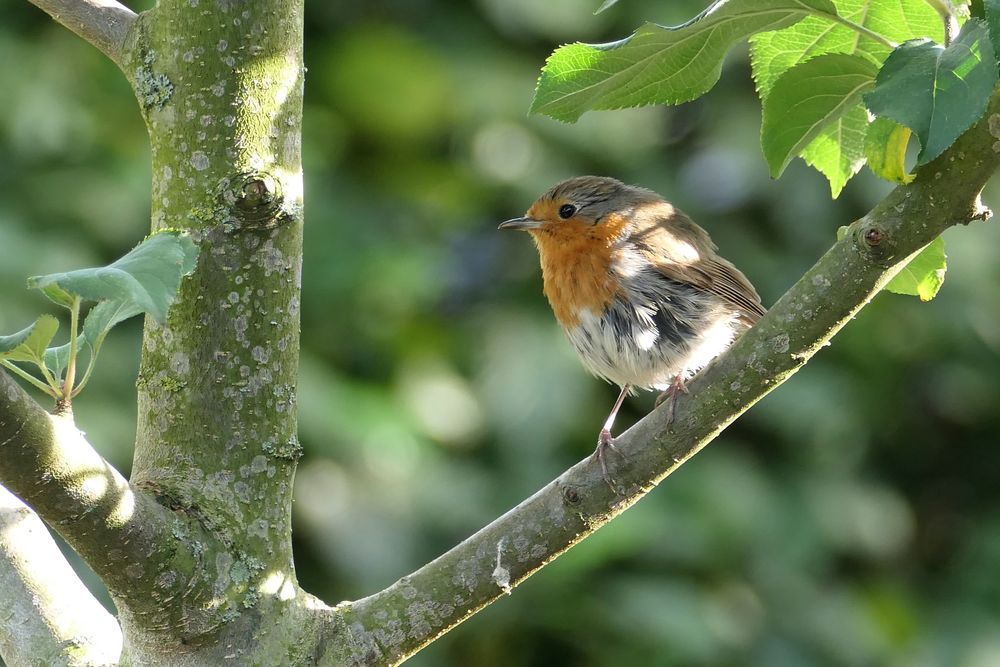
<box><xmin>27</xmin><ymin>0</ymin><xmax>137</xmax><ymax>69</ymax></box>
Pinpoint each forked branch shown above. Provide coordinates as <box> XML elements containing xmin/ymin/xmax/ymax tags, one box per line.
<box><xmin>0</xmin><ymin>370</ymin><xmax>220</xmax><ymax>632</ymax></box>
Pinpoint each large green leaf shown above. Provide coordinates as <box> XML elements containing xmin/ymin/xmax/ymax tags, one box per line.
<box><xmin>751</xmin><ymin>0</ymin><xmax>941</xmax><ymax>193</ymax></box>
<box><xmin>530</xmin><ymin>0</ymin><xmax>841</xmax><ymax>122</ymax></box>
<box><xmin>886</xmin><ymin>237</ymin><xmax>947</xmax><ymax>300</ymax></box>
<box><xmin>762</xmin><ymin>54</ymin><xmax>878</xmax><ymax>178</ymax></box>
<box><xmin>0</xmin><ymin>315</ymin><xmax>59</xmax><ymax>364</ymax></box>
<box><xmin>27</xmin><ymin>231</ymin><xmax>199</xmax><ymax>324</ymax></box>
<box><xmin>751</xmin><ymin>0</ymin><xmax>943</xmax><ymax>98</ymax></box>
<box><xmin>865</xmin><ymin>19</ymin><xmax>997</xmax><ymax>164</ymax></box>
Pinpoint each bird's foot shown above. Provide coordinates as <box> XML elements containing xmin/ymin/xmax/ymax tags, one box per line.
<box><xmin>655</xmin><ymin>374</ymin><xmax>689</xmax><ymax>424</ymax></box>
<box><xmin>591</xmin><ymin>428</ymin><xmax>626</xmax><ymax>494</ymax></box>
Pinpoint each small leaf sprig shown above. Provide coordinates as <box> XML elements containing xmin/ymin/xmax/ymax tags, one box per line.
<box><xmin>0</xmin><ymin>231</ymin><xmax>199</xmax><ymax>405</ymax></box>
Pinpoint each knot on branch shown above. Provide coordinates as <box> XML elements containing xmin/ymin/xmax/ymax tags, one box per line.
<box><xmin>854</xmin><ymin>220</ymin><xmax>895</xmax><ymax>264</ymax></box>
<box><xmin>560</xmin><ymin>483</ymin><xmax>582</xmax><ymax>505</ymax></box>
<box><xmin>863</xmin><ymin>227</ymin><xmax>884</xmax><ymax>247</ymax></box>
<box><xmin>218</xmin><ymin>172</ymin><xmax>289</xmax><ymax>232</ymax></box>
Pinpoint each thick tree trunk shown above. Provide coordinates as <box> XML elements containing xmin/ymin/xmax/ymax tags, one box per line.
<box><xmin>118</xmin><ymin>1</ymin><xmax>316</xmax><ymax>663</ymax></box>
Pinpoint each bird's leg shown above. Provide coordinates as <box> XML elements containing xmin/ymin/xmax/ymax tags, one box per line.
<box><xmin>592</xmin><ymin>384</ymin><xmax>630</xmax><ymax>492</ymax></box>
<box><xmin>655</xmin><ymin>373</ymin><xmax>689</xmax><ymax>423</ymax></box>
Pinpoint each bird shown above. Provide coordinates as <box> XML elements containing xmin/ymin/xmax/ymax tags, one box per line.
<box><xmin>499</xmin><ymin>176</ymin><xmax>765</xmax><ymax>488</ymax></box>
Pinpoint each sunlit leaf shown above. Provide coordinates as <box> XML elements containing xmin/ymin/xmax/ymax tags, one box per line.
<box><xmin>762</xmin><ymin>54</ymin><xmax>878</xmax><ymax>179</ymax></box>
<box><xmin>530</xmin><ymin>0</ymin><xmax>840</xmax><ymax>122</ymax></box>
<box><xmin>886</xmin><ymin>237</ymin><xmax>947</xmax><ymax>300</ymax></box>
<box><xmin>752</xmin><ymin>0</ymin><xmax>941</xmax><ymax>193</ymax></box>
<box><xmin>800</xmin><ymin>104</ymin><xmax>869</xmax><ymax>197</ymax></box>
<box><xmin>865</xmin><ymin>19</ymin><xmax>997</xmax><ymax>164</ymax></box>
<box><xmin>0</xmin><ymin>315</ymin><xmax>59</xmax><ymax>364</ymax></box>
<box><xmin>752</xmin><ymin>0</ymin><xmax>942</xmax><ymax>98</ymax></box>
<box><xmin>865</xmin><ymin>116</ymin><xmax>915</xmax><ymax>184</ymax></box>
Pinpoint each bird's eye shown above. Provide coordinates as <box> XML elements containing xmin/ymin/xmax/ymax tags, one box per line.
<box><xmin>558</xmin><ymin>204</ymin><xmax>577</xmax><ymax>219</ymax></box>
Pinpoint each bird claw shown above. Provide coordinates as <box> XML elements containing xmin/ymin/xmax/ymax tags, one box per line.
<box><xmin>655</xmin><ymin>374</ymin><xmax>688</xmax><ymax>424</ymax></box>
<box><xmin>592</xmin><ymin>428</ymin><xmax>626</xmax><ymax>494</ymax></box>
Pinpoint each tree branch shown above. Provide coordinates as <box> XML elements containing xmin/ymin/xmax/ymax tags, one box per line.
<box><xmin>330</xmin><ymin>89</ymin><xmax>1000</xmax><ymax>666</ymax></box>
<box><xmin>27</xmin><ymin>0</ymin><xmax>137</xmax><ymax>70</ymax></box>
<box><xmin>0</xmin><ymin>371</ymin><xmax>228</xmax><ymax>633</ymax></box>
<box><xmin>0</xmin><ymin>484</ymin><xmax>121</xmax><ymax>667</ymax></box>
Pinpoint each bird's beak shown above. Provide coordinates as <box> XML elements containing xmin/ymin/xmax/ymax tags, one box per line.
<box><xmin>498</xmin><ymin>216</ymin><xmax>543</xmax><ymax>231</ymax></box>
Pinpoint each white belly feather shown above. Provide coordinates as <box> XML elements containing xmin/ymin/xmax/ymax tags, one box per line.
<box><xmin>562</xmin><ymin>269</ymin><xmax>748</xmax><ymax>390</ymax></box>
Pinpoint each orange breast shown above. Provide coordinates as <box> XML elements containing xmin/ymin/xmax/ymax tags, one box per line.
<box><xmin>531</xmin><ymin>214</ymin><xmax>631</xmax><ymax>327</ymax></box>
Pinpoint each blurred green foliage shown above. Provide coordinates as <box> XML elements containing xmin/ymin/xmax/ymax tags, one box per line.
<box><xmin>3</xmin><ymin>1</ymin><xmax>1000</xmax><ymax>666</ymax></box>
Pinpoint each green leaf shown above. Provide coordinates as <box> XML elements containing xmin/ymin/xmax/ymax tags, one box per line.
<box><xmin>38</xmin><ymin>283</ymin><xmax>77</xmax><ymax>309</ymax></box>
<box><xmin>530</xmin><ymin>0</ymin><xmax>841</xmax><ymax>122</ymax></box>
<box><xmin>0</xmin><ymin>315</ymin><xmax>59</xmax><ymax>364</ymax></box>
<box><xmin>751</xmin><ymin>0</ymin><xmax>943</xmax><ymax>98</ymax></box>
<box><xmin>43</xmin><ymin>300</ymin><xmax>143</xmax><ymax>380</ymax></box>
<box><xmin>762</xmin><ymin>54</ymin><xmax>878</xmax><ymax>178</ymax></box>
<box><xmin>595</xmin><ymin>0</ymin><xmax>621</xmax><ymax>13</ymax></box>
<box><xmin>42</xmin><ymin>341</ymin><xmax>74</xmax><ymax>379</ymax></box>
<box><xmin>751</xmin><ymin>0</ymin><xmax>941</xmax><ymax>193</ymax></box>
<box><xmin>800</xmin><ymin>104</ymin><xmax>870</xmax><ymax>197</ymax></box>
<box><xmin>864</xmin><ymin>19</ymin><xmax>997</xmax><ymax>164</ymax></box>
<box><xmin>885</xmin><ymin>237</ymin><xmax>947</xmax><ymax>300</ymax></box>
<box><xmin>864</xmin><ymin>116</ymin><xmax>915</xmax><ymax>184</ymax></box>
<box><xmin>27</xmin><ymin>231</ymin><xmax>199</xmax><ymax>324</ymax></box>
<box><xmin>82</xmin><ymin>299</ymin><xmax>144</xmax><ymax>350</ymax></box>
<box><xmin>32</xmin><ymin>232</ymin><xmax>197</xmax><ymax>386</ymax></box>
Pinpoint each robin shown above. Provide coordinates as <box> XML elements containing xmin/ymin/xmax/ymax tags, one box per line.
<box><xmin>499</xmin><ymin>176</ymin><xmax>766</xmax><ymax>486</ymax></box>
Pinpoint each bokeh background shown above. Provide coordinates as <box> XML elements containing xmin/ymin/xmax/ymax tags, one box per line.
<box><xmin>4</xmin><ymin>1</ymin><xmax>1000</xmax><ymax>665</ymax></box>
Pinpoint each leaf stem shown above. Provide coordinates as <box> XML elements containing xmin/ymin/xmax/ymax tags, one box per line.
<box><xmin>36</xmin><ymin>357</ymin><xmax>60</xmax><ymax>392</ymax></box>
<box><xmin>70</xmin><ymin>340</ymin><xmax>104</xmax><ymax>398</ymax></box>
<box><xmin>1</xmin><ymin>360</ymin><xmax>59</xmax><ymax>398</ymax></box>
<box><xmin>808</xmin><ymin>10</ymin><xmax>897</xmax><ymax>49</ymax></box>
<box><xmin>70</xmin><ymin>358</ymin><xmax>94</xmax><ymax>398</ymax></box>
<box><xmin>923</xmin><ymin>0</ymin><xmax>960</xmax><ymax>46</ymax></box>
<box><xmin>62</xmin><ymin>297</ymin><xmax>81</xmax><ymax>400</ymax></box>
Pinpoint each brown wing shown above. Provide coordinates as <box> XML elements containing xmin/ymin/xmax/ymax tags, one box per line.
<box><xmin>693</xmin><ymin>258</ymin><xmax>767</xmax><ymax>323</ymax></box>
<box><xmin>627</xmin><ymin>202</ymin><xmax>766</xmax><ymax>324</ymax></box>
